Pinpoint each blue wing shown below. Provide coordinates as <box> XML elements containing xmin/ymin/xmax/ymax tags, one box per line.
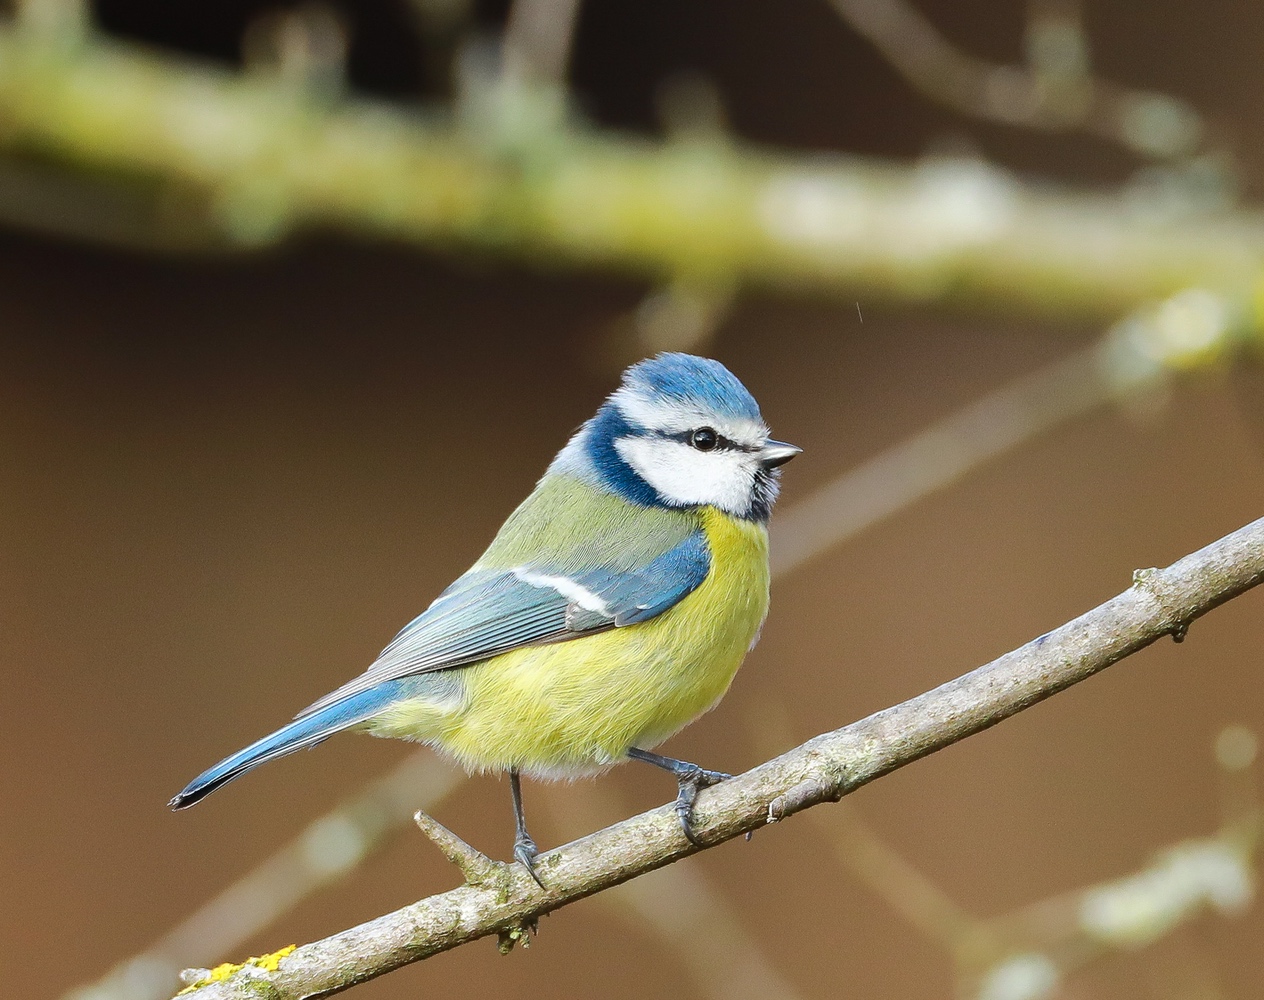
<box><xmin>295</xmin><ymin>530</ymin><xmax>710</xmax><ymax>719</ymax></box>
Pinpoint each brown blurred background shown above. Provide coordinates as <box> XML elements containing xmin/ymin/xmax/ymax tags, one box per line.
<box><xmin>3</xmin><ymin>1</ymin><xmax>1263</xmax><ymax>998</ymax></box>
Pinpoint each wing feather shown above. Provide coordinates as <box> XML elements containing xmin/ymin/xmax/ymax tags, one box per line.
<box><xmin>295</xmin><ymin>531</ymin><xmax>710</xmax><ymax>719</ymax></box>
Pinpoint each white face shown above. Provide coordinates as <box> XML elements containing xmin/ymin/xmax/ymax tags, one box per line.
<box><xmin>610</xmin><ymin>387</ymin><xmax>770</xmax><ymax>516</ymax></box>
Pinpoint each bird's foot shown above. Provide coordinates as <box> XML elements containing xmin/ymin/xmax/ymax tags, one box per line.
<box><xmin>673</xmin><ymin>764</ymin><xmax>732</xmax><ymax>846</ymax></box>
<box><xmin>627</xmin><ymin>747</ymin><xmax>732</xmax><ymax>846</ymax></box>
<box><xmin>513</xmin><ymin>832</ymin><xmax>546</xmax><ymax>889</ymax></box>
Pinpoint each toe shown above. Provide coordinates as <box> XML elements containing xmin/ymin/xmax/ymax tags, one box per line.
<box><xmin>675</xmin><ymin>796</ymin><xmax>707</xmax><ymax>846</ymax></box>
<box><xmin>513</xmin><ymin>840</ymin><xmax>546</xmax><ymax>888</ymax></box>
<box><xmin>678</xmin><ymin>815</ymin><xmax>705</xmax><ymax>847</ymax></box>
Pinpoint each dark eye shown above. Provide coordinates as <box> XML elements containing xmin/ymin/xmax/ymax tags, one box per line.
<box><xmin>690</xmin><ymin>427</ymin><xmax>719</xmax><ymax>451</ymax></box>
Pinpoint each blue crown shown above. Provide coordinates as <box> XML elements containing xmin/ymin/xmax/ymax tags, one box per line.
<box><xmin>622</xmin><ymin>353</ymin><xmax>763</xmax><ymax>425</ymax></box>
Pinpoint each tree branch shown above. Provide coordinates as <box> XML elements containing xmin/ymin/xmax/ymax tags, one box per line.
<box><xmin>177</xmin><ymin>516</ymin><xmax>1264</xmax><ymax>999</ymax></box>
<box><xmin>0</xmin><ymin>24</ymin><xmax>1260</xmax><ymax>322</ymax></box>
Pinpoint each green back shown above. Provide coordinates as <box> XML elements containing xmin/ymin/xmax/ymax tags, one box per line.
<box><xmin>473</xmin><ymin>474</ymin><xmax>699</xmax><ymax>573</ymax></box>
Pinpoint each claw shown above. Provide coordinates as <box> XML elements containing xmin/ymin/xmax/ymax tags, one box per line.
<box><xmin>509</xmin><ymin>768</ymin><xmax>546</xmax><ymax>889</ymax></box>
<box><xmin>513</xmin><ymin>834</ymin><xmax>546</xmax><ymax>889</ymax></box>
<box><xmin>673</xmin><ymin>764</ymin><xmax>731</xmax><ymax>845</ymax></box>
<box><xmin>627</xmin><ymin>747</ymin><xmax>731</xmax><ymax>846</ymax></box>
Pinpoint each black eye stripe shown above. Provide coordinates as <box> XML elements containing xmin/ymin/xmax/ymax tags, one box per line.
<box><xmin>659</xmin><ymin>429</ymin><xmax>757</xmax><ymax>453</ymax></box>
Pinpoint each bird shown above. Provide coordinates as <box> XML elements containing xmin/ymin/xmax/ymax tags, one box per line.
<box><xmin>170</xmin><ymin>353</ymin><xmax>800</xmax><ymax>884</ymax></box>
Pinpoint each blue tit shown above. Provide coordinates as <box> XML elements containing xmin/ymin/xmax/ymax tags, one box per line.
<box><xmin>170</xmin><ymin>352</ymin><xmax>800</xmax><ymax>883</ymax></box>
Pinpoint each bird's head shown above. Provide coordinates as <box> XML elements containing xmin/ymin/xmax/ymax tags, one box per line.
<box><xmin>551</xmin><ymin>353</ymin><xmax>801</xmax><ymax>521</ymax></box>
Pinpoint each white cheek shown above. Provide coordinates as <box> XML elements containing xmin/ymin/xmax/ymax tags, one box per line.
<box><xmin>615</xmin><ymin>437</ymin><xmax>754</xmax><ymax>514</ymax></box>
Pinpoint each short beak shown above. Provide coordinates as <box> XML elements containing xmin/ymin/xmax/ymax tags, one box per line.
<box><xmin>758</xmin><ymin>440</ymin><xmax>802</xmax><ymax>469</ymax></box>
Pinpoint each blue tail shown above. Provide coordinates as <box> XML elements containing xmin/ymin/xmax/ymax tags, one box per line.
<box><xmin>168</xmin><ymin>681</ymin><xmax>405</xmax><ymax>809</ymax></box>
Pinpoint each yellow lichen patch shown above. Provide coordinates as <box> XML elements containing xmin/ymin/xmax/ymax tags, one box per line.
<box><xmin>177</xmin><ymin>945</ymin><xmax>296</xmax><ymax>994</ymax></box>
<box><xmin>252</xmin><ymin>945</ymin><xmax>297</xmax><ymax>972</ymax></box>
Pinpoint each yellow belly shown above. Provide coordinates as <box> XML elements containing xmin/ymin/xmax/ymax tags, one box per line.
<box><xmin>368</xmin><ymin>508</ymin><xmax>770</xmax><ymax>777</ymax></box>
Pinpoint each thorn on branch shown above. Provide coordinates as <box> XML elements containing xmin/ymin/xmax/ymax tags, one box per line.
<box><xmin>413</xmin><ymin>811</ymin><xmax>550</xmax><ymax>951</ymax></box>
<box><xmin>413</xmin><ymin>809</ymin><xmax>505</xmax><ymax>887</ymax></box>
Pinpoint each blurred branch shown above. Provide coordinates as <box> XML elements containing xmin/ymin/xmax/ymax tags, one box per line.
<box><xmin>171</xmin><ymin>515</ymin><xmax>1264</xmax><ymax>998</ymax></box>
<box><xmin>403</xmin><ymin>0</ymin><xmax>474</xmax><ymax>95</ymax></box>
<box><xmin>502</xmin><ymin>0</ymin><xmax>584</xmax><ymax>86</ymax></box>
<box><xmin>597</xmin><ymin>276</ymin><xmax>736</xmax><ymax>366</ymax></box>
<box><xmin>240</xmin><ymin>4</ymin><xmax>349</xmax><ymax>97</ymax></box>
<box><xmin>0</xmin><ymin>156</ymin><xmax>202</xmax><ymax>250</ymax></box>
<box><xmin>772</xmin><ymin>283</ymin><xmax>1246</xmax><ymax>575</ymax></box>
<box><xmin>816</xmin><ymin>731</ymin><xmax>1259</xmax><ymax>1000</ymax></box>
<box><xmin>771</xmin><ymin>342</ymin><xmax>1110</xmax><ymax>576</ymax></box>
<box><xmin>826</xmin><ymin>810</ymin><xmax>983</xmax><ymax>956</ymax></box>
<box><xmin>744</xmin><ymin>704</ymin><xmax>1257</xmax><ymax>998</ymax></box>
<box><xmin>829</xmin><ymin>0</ymin><xmax>1207</xmax><ymax>160</ymax></box>
<box><xmin>0</xmin><ymin>21</ymin><xmax>1261</xmax><ymax>320</ymax></box>
<box><xmin>65</xmin><ymin>754</ymin><xmax>462</xmax><ymax>1000</ymax></box>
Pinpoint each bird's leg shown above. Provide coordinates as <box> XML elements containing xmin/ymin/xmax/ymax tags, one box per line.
<box><xmin>509</xmin><ymin>768</ymin><xmax>546</xmax><ymax>888</ymax></box>
<box><xmin>627</xmin><ymin>747</ymin><xmax>731</xmax><ymax>846</ymax></box>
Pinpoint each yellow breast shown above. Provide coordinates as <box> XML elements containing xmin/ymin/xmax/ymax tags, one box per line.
<box><xmin>369</xmin><ymin>507</ymin><xmax>770</xmax><ymax>777</ymax></box>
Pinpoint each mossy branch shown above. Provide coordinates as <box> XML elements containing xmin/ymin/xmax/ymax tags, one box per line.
<box><xmin>175</xmin><ymin>516</ymin><xmax>1264</xmax><ymax>999</ymax></box>
<box><xmin>1</xmin><ymin>22</ymin><xmax>1263</xmax><ymax>322</ymax></box>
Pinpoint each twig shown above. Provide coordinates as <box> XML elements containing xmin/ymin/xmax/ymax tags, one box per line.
<box><xmin>172</xmin><ymin>515</ymin><xmax>1264</xmax><ymax>998</ymax></box>
<box><xmin>412</xmin><ymin>810</ymin><xmax>504</xmax><ymax>887</ymax></box>
<box><xmin>829</xmin><ymin>0</ymin><xmax>1206</xmax><ymax>159</ymax></box>
<box><xmin>501</xmin><ymin>0</ymin><xmax>584</xmax><ymax>86</ymax></box>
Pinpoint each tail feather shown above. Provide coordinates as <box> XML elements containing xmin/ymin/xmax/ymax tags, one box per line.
<box><xmin>168</xmin><ymin>681</ymin><xmax>404</xmax><ymax>809</ymax></box>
